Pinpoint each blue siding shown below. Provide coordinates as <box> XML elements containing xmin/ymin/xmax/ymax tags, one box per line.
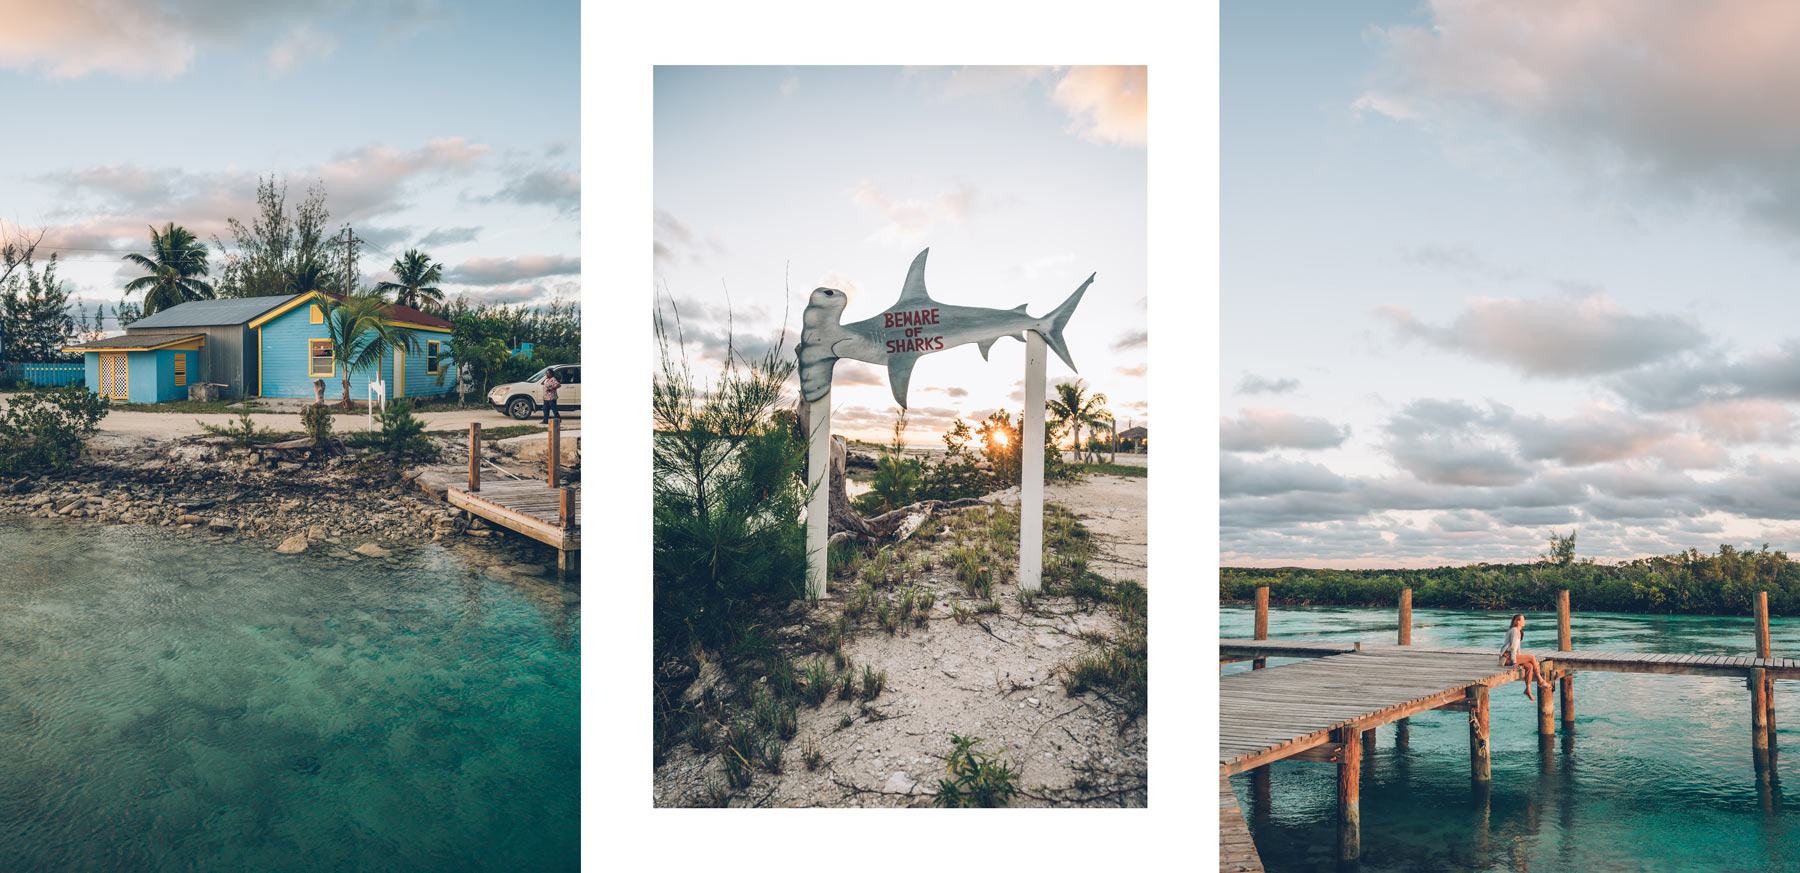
<box><xmin>84</xmin><ymin>355</ymin><xmax>100</xmax><ymax>392</ymax></box>
<box><xmin>256</xmin><ymin>303</ymin><xmax>450</xmax><ymax>401</ymax></box>
<box><xmin>400</xmin><ymin>338</ymin><xmax>456</xmax><ymax>398</ymax></box>
<box><xmin>126</xmin><ymin>351</ymin><xmax>160</xmax><ymax>403</ymax></box>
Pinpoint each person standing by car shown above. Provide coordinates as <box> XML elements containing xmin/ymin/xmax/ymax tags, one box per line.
<box><xmin>540</xmin><ymin>370</ymin><xmax>561</xmax><ymax>423</ymax></box>
<box><xmin>457</xmin><ymin>365</ymin><xmax>473</xmax><ymax>410</ymax></box>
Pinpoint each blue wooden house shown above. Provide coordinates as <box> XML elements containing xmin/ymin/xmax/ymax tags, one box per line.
<box><xmin>64</xmin><ymin>292</ymin><xmax>456</xmax><ymax>403</ymax></box>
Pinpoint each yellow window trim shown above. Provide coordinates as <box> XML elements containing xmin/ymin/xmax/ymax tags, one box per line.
<box><xmin>308</xmin><ymin>339</ymin><xmax>335</xmax><ymax>378</ymax></box>
<box><xmin>309</xmin><ymin>304</ymin><xmax>323</xmax><ymax>324</ymax></box>
<box><xmin>396</xmin><ymin>346</ymin><xmax>406</xmax><ymax>398</ymax></box>
<box><xmin>425</xmin><ymin>340</ymin><xmax>440</xmax><ymax>374</ymax></box>
<box><xmin>174</xmin><ymin>354</ymin><xmax>187</xmax><ymax>387</ymax></box>
<box><xmin>257</xmin><ymin>327</ymin><xmax>263</xmax><ymax>396</ymax></box>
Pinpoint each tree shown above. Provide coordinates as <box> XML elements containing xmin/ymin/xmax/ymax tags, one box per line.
<box><xmin>285</xmin><ymin>258</ymin><xmax>334</xmax><ymax>296</ymax></box>
<box><xmin>1546</xmin><ymin>530</ymin><xmax>1577</xmax><ymax>567</ymax></box>
<box><xmin>213</xmin><ymin>176</ymin><xmax>335</xmax><ymax>298</ymax></box>
<box><xmin>321</xmin><ymin>294</ymin><xmax>421</xmax><ymax>410</ymax></box>
<box><xmin>375</xmin><ymin>249</ymin><xmax>445</xmax><ymax>309</ymax></box>
<box><xmin>0</xmin><ymin>249</ymin><xmax>76</xmax><ymax>363</ymax></box>
<box><xmin>122</xmin><ymin>223</ymin><xmax>215</xmax><ymax>315</ymax></box>
<box><xmin>1046</xmin><ymin>379</ymin><xmax>1110</xmax><ymax>463</ymax></box>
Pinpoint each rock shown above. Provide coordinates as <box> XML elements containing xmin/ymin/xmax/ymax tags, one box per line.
<box><xmin>352</xmin><ymin>542</ymin><xmax>392</xmax><ymax>558</ymax></box>
<box><xmin>511</xmin><ymin>564</ymin><xmax>545</xmax><ymax>577</ymax></box>
<box><xmin>276</xmin><ymin>534</ymin><xmax>309</xmax><ymax>554</ymax></box>
<box><xmin>208</xmin><ymin>519</ymin><xmax>236</xmax><ymax>532</ymax></box>
<box><xmin>176</xmin><ymin>499</ymin><xmax>216</xmax><ymax>511</ymax></box>
<box><xmin>882</xmin><ymin>771</ymin><xmax>918</xmax><ymax>796</ymax></box>
<box><xmin>682</xmin><ymin>659</ymin><xmax>726</xmax><ymax>705</ymax></box>
<box><xmin>28</xmin><ymin>494</ymin><xmax>52</xmax><ymax>507</ymax></box>
<box><xmin>499</xmin><ymin>431</ymin><xmax>581</xmax><ymax>466</ymax></box>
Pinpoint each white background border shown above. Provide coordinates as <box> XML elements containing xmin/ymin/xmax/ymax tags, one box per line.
<box><xmin>588</xmin><ymin>1</ymin><xmax>1219</xmax><ymax>865</ymax></box>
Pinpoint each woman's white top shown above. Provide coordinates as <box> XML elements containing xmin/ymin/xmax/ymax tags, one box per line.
<box><xmin>1500</xmin><ymin>626</ymin><xmax>1522</xmax><ymax>658</ymax></box>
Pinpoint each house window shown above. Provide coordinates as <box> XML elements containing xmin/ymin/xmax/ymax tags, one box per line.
<box><xmin>309</xmin><ymin>304</ymin><xmax>323</xmax><ymax>324</ymax></box>
<box><xmin>309</xmin><ymin>339</ymin><xmax>334</xmax><ymax>377</ymax></box>
<box><xmin>173</xmin><ymin>354</ymin><xmax>187</xmax><ymax>387</ymax></box>
<box><xmin>426</xmin><ymin>340</ymin><xmax>440</xmax><ymax>374</ymax></box>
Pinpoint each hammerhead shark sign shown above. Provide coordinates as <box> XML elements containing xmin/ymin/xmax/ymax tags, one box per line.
<box><xmin>798</xmin><ymin>248</ymin><xmax>1093</xmax><ymax>409</ymax></box>
<box><xmin>797</xmin><ymin>248</ymin><xmax>1094</xmax><ymax>600</ymax></box>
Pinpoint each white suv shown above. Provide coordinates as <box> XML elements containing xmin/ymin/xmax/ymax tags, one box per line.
<box><xmin>489</xmin><ymin>364</ymin><xmax>580</xmax><ymax>420</ymax></box>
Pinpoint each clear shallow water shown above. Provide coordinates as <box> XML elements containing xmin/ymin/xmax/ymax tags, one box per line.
<box><xmin>1224</xmin><ymin>604</ymin><xmax>1800</xmax><ymax>873</ymax></box>
<box><xmin>0</xmin><ymin>519</ymin><xmax>579</xmax><ymax>873</ymax></box>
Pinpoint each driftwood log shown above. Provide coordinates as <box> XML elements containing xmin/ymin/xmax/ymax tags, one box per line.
<box><xmin>798</xmin><ymin>400</ymin><xmax>981</xmax><ymax>548</ymax></box>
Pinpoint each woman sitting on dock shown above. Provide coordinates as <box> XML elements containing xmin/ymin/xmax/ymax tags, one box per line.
<box><xmin>1500</xmin><ymin>613</ymin><xmax>1545</xmax><ymax>700</ymax></box>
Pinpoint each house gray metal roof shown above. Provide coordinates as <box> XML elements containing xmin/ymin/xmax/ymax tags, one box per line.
<box><xmin>66</xmin><ymin>333</ymin><xmax>205</xmax><ymax>351</ymax></box>
<box><xmin>127</xmin><ymin>295</ymin><xmax>298</xmax><ymax>330</ymax></box>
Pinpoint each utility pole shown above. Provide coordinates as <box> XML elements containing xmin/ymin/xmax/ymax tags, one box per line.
<box><xmin>340</xmin><ymin>226</ymin><xmax>363</xmax><ymax>297</ymax></box>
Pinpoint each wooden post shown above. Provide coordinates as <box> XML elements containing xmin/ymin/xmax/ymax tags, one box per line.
<box><xmin>1399</xmin><ymin>588</ymin><xmax>1412</xmax><ymax>645</ymax></box>
<box><xmin>1757</xmin><ymin>592</ymin><xmax>1776</xmax><ymax>751</ymax></box>
<box><xmin>547</xmin><ymin>418</ymin><xmax>560</xmax><ymax>488</ymax></box>
<box><xmin>805</xmin><ymin>389</ymin><xmax>831</xmax><ymax>600</ymax></box>
<box><xmin>1019</xmin><ymin>330</ymin><xmax>1046</xmax><ymax>592</ymax></box>
<box><xmin>1250</xmin><ymin>765</ymin><xmax>1270</xmax><ymax>827</ymax></box>
<box><xmin>559</xmin><ymin>487</ymin><xmax>574</xmax><ymax>530</ymax></box>
<box><xmin>1537</xmin><ymin>674</ymin><xmax>1556</xmax><ymax>738</ymax></box>
<box><xmin>1559</xmin><ymin>590</ymin><xmax>1574</xmax><ymax>727</ymax></box>
<box><xmin>467</xmin><ymin>422</ymin><xmax>480</xmax><ymax>493</ymax></box>
<box><xmin>1752</xmin><ymin>667</ymin><xmax>1772</xmax><ymax>777</ymax></box>
<box><xmin>1336</xmin><ymin>724</ymin><xmax>1362</xmax><ymax>865</ymax></box>
<box><xmin>1253</xmin><ymin>586</ymin><xmax>1269</xmax><ymax>670</ymax></box>
<box><xmin>1468</xmin><ymin>685</ymin><xmax>1491</xmax><ymax>785</ymax></box>
<box><xmin>1396</xmin><ymin>716</ymin><xmax>1410</xmax><ymax>752</ymax></box>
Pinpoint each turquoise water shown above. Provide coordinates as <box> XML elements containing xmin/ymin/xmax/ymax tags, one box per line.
<box><xmin>1224</xmin><ymin>604</ymin><xmax>1800</xmax><ymax>873</ymax></box>
<box><xmin>0</xmin><ymin>519</ymin><xmax>579</xmax><ymax>873</ymax></box>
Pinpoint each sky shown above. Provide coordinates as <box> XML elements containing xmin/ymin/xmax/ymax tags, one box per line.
<box><xmin>1224</xmin><ymin>0</ymin><xmax>1800</xmax><ymax>568</ymax></box>
<box><xmin>0</xmin><ymin>0</ymin><xmax>578</xmax><ymax>329</ymax></box>
<box><xmin>653</xmin><ymin>66</ymin><xmax>1147</xmax><ymax>444</ymax></box>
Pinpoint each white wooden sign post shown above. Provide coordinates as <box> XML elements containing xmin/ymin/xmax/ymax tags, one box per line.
<box><xmin>797</xmin><ymin>248</ymin><xmax>1092</xmax><ymax>599</ymax></box>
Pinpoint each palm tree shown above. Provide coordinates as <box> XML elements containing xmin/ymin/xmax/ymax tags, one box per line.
<box><xmin>374</xmin><ymin>249</ymin><xmax>445</xmax><ymax>309</ymax></box>
<box><xmin>321</xmin><ymin>294</ymin><xmax>421</xmax><ymax>410</ymax></box>
<box><xmin>285</xmin><ymin>258</ymin><xmax>333</xmax><ymax>296</ymax></box>
<box><xmin>122</xmin><ymin>223</ymin><xmax>214</xmax><ymax>315</ymax></box>
<box><xmin>1046</xmin><ymin>380</ymin><xmax>1110</xmax><ymax>463</ymax></box>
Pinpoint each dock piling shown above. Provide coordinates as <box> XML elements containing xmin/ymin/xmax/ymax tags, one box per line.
<box><xmin>1758</xmin><ymin>592</ymin><xmax>1776</xmax><ymax>752</ymax></box>
<box><xmin>468</xmin><ymin>422</ymin><xmax>481</xmax><ymax>492</ymax></box>
<box><xmin>1559</xmin><ymin>590</ymin><xmax>1574</xmax><ymax>727</ymax></box>
<box><xmin>1253</xmin><ymin>586</ymin><xmax>1269</xmax><ymax>670</ymax></box>
<box><xmin>1537</xmin><ymin>677</ymin><xmax>1555</xmax><ymax>738</ymax></box>
<box><xmin>547</xmin><ymin>419</ymin><xmax>561</xmax><ymax>488</ymax></box>
<box><xmin>1468</xmin><ymin>685</ymin><xmax>1491</xmax><ymax>785</ymax></box>
<box><xmin>1753</xmin><ymin>666</ymin><xmax>1773</xmax><ymax>777</ymax></box>
<box><xmin>1336</xmin><ymin>724</ymin><xmax>1362</xmax><ymax>865</ymax></box>
<box><xmin>1399</xmin><ymin>588</ymin><xmax>1412</xmax><ymax>645</ymax></box>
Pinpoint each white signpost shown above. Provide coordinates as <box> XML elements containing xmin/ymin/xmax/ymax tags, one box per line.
<box><xmin>797</xmin><ymin>248</ymin><xmax>1093</xmax><ymax>599</ymax></box>
<box><xmin>367</xmin><ymin>378</ymin><xmax>387</xmax><ymax>431</ymax></box>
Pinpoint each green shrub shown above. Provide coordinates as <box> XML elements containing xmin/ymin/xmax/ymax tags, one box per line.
<box><xmin>931</xmin><ymin>734</ymin><xmax>1020</xmax><ymax>808</ymax></box>
<box><xmin>0</xmin><ymin>386</ymin><xmax>109</xmax><ymax>474</ymax></box>
<box><xmin>198</xmin><ymin>402</ymin><xmax>275</xmax><ymax>449</ymax></box>
<box><xmin>301</xmin><ymin>402</ymin><xmax>333</xmax><ymax>448</ymax></box>
<box><xmin>355</xmin><ymin>399</ymin><xmax>434</xmax><ymax>462</ymax></box>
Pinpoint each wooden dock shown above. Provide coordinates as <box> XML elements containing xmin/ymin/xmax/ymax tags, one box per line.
<box><xmin>1220</xmin><ymin>773</ymin><xmax>1264</xmax><ymax>872</ymax></box>
<box><xmin>1221</xmin><ymin>587</ymin><xmax>1790</xmax><ymax>866</ymax></box>
<box><xmin>446</xmin><ymin>421</ymin><xmax>579</xmax><ymax>568</ymax></box>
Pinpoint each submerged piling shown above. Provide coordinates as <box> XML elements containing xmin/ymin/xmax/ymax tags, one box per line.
<box><xmin>1253</xmin><ymin>586</ymin><xmax>1269</xmax><ymax>670</ymax></box>
<box><xmin>1336</xmin><ymin>724</ymin><xmax>1362</xmax><ymax>865</ymax></box>
<box><xmin>1559</xmin><ymin>590</ymin><xmax>1574</xmax><ymax>728</ymax></box>
<box><xmin>1468</xmin><ymin>685</ymin><xmax>1491</xmax><ymax>785</ymax></box>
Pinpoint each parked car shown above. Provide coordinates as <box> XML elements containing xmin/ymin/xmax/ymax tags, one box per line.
<box><xmin>489</xmin><ymin>364</ymin><xmax>580</xmax><ymax>420</ymax></box>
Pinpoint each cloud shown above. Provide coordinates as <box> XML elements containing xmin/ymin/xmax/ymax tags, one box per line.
<box><xmin>1611</xmin><ymin>342</ymin><xmax>1800</xmax><ymax>412</ymax></box>
<box><xmin>1683</xmin><ymin>398</ymin><xmax>1794</xmax><ymax>445</ymax></box>
<box><xmin>1357</xmin><ymin>1</ymin><xmax>1800</xmax><ymax>240</ymax></box>
<box><xmin>1505</xmin><ymin>405</ymin><xmax>1672</xmax><ymax>466</ymax></box>
<box><xmin>1402</xmin><ymin>244</ymin><xmax>1522</xmax><ymax>282</ymax></box>
<box><xmin>446</xmin><ymin>254</ymin><xmax>580</xmax><ymax>285</ymax></box>
<box><xmin>1111</xmin><ymin>330</ymin><xmax>1147</xmax><ymax>351</ymax></box>
<box><xmin>852</xmin><ymin>181</ymin><xmax>978</xmax><ymax>242</ymax></box>
<box><xmin>419</xmin><ymin>225</ymin><xmax>482</xmax><ymax>247</ymax></box>
<box><xmin>448</xmin><ymin>279</ymin><xmax>577</xmax><ymax>309</ymax></box>
<box><xmin>1051</xmin><ymin>66</ymin><xmax>1147</xmax><ymax>147</ymax></box>
<box><xmin>924</xmin><ymin>386</ymin><xmax>969</xmax><ymax>399</ymax></box>
<box><xmin>1221</xmin><ymin>408</ymin><xmax>1349</xmax><ymax>453</ymax></box>
<box><xmin>780</xmin><ymin>74</ymin><xmax>798</xmax><ymax>96</ymax></box>
<box><xmin>266</xmin><ymin>24</ymin><xmax>336</xmax><ymax>75</ymax></box>
<box><xmin>1221</xmin><ymin>454</ymin><xmax>1348</xmax><ymax>498</ymax></box>
<box><xmin>486</xmin><ymin>167</ymin><xmax>579</xmax><ymax>214</ymax></box>
<box><xmin>1116</xmin><ymin>364</ymin><xmax>1147</xmax><ymax>378</ymax></box>
<box><xmin>1382</xmin><ymin>399</ymin><xmax>1531</xmax><ymax>486</ymax></box>
<box><xmin>0</xmin><ymin>1</ymin><xmax>440</xmax><ymax>80</ymax></box>
<box><xmin>1378</xmin><ymin>293</ymin><xmax>1705</xmax><ymax>377</ymax></box>
<box><xmin>1237</xmin><ymin>373</ymin><xmax>1299</xmax><ymax>395</ymax></box>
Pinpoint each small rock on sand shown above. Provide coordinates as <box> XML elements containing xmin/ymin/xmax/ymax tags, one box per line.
<box><xmin>353</xmin><ymin>542</ymin><xmax>392</xmax><ymax>558</ymax></box>
<box><xmin>276</xmin><ymin>534</ymin><xmax>309</xmax><ymax>555</ymax></box>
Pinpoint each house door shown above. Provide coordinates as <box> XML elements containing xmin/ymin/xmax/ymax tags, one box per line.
<box><xmin>98</xmin><ymin>353</ymin><xmax>129</xmax><ymax>400</ymax></box>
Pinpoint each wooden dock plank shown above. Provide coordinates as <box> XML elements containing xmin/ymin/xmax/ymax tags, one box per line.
<box><xmin>447</xmin><ymin>481</ymin><xmax>580</xmax><ymax>552</ymax></box>
<box><xmin>1220</xmin><ymin>774</ymin><xmax>1265</xmax><ymax>873</ymax></box>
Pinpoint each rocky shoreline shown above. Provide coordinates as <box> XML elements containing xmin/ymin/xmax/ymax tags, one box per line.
<box><xmin>0</xmin><ymin>432</ymin><xmax>565</xmax><ymax>566</ymax></box>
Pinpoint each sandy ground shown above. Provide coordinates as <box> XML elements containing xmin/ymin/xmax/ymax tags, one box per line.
<box><xmin>654</xmin><ymin>472</ymin><xmax>1149</xmax><ymax>808</ymax></box>
<box><xmin>1047</xmin><ymin>473</ymin><xmax>1147</xmax><ymax>586</ymax></box>
<box><xmin>0</xmin><ymin>392</ymin><xmax>578</xmax><ymax>438</ymax></box>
